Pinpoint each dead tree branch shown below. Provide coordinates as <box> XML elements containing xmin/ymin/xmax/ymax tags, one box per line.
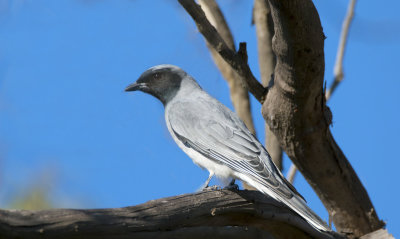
<box><xmin>263</xmin><ymin>0</ymin><xmax>384</xmax><ymax>237</ymax></box>
<box><xmin>253</xmin><ymin>0</ymin><xmax>283</xmax><ymax>170</ymax></box>
<box><xmin>326</xmin><ymin>0</ymin><xmax>357</xmax><ymax>100</ymax></box>
<box><xmin>198</xmin><ymin>0</ymin><xmax>256</xmax><ymax>135</ymax></box>
<box><xmin>0</xmin><ymin>190</ymin><xmax>341</xmax><ymax>239</ymax></box>
<box><xmin>286</xmin><ymin>0</ymin><xmax>358</xmax><ymax>185</ymax></box>
<box><xmin>178</xmin><ymin>0</ymin><xmax>267</xmax><ymax>103</ymax></box>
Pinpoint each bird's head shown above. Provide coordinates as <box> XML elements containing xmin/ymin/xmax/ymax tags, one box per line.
<box><xmin>125</xmin><ymin>64</ymin><xmax>190</xmax><ymax>105</ymax></box>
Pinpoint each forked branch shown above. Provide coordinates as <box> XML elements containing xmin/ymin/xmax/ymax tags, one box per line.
<box><xmin>178</xmin><ymin>0</ymin><xmax>267</xmax><ymax>103</ymax></box>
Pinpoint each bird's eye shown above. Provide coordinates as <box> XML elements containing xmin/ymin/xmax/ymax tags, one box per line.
<box><xmin>153</xmin><ymin>73</ymin><xmax>161</xmax><ymax>80</ymax></box>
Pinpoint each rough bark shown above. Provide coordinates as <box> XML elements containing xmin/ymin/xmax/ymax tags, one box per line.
<box><xmin>178</xmin><ymin>0</ymin><xmax>385</xmax><ymax>237</ymax></box>
<box><xmin>0</xmin><ymin>189</ymin><xmax>341</xmax><ymax>239</ymax></box>
<box><xmin>263</xmin><ymin>0</ymin><xmax>384</xmax><ymax>237</ymax></box>
<box><xmin>289</xmin><ymin>0</ymin><xmax>358</xmax><ymax>182</ymax></box>
<box><xmin>253</xmin><ymin>0</ymin><xmax>283</xmax><ymax>170</ymax></box>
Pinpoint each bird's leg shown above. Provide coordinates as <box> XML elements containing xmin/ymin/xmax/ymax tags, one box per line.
<box><xmin>224</xmin><ymin>178</ymin><xmax>239</xmax><ymax>190</ymax></box>
<box><xmin>199</xmin><ymin>172</ymin><xmax>215</xmax><ymax>191</ymax></box>
<box><xmin>229</xmin><ymin>179</ymin><xmax>235</xmax><ymax>186</ymax></box>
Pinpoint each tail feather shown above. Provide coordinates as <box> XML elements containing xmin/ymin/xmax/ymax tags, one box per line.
<box><xmin>242</xmin><ymin>175</ymin><xmax>331</xmax><ymax>232</ymax></box>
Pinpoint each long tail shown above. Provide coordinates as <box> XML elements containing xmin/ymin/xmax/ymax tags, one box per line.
<box><xmin>241</xmin><ymin>175</ymin><xmax>331</xmax><ymax>232</ymax></box>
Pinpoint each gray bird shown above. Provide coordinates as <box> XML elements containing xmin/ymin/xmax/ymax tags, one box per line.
<box><xmin>125</xmin><ymin>64</ymin><xmax>330</xmax><ymax>232</ymax></box>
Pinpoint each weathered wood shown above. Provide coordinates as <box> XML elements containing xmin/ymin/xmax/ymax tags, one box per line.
<box><xmin>0</xmin><ymin>189</ymin><xmax>340</xmax><ymax>239</ymax></box>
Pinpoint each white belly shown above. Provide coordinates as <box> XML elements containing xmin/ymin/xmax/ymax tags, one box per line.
<box><xmin>165</xmin><ymin>117</ymin><xmax>234</xmax><ymax>180</ymax></box>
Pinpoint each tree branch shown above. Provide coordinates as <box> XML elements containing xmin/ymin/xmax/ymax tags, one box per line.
<box><xmin>198</xmin><ymin>0</ymin><xmax>256</xmax><ymax>135</ymax></box>
<box><xmin>253</xmin><ymin>0</ymin><xmax>283</xmax><ymax>170</ymax></box>
<box><xmin>178</xmin><ymin>0</ymin><xmax>267</xmax><ymax>103</ymax></box>
<box><xmin>0</xmin><ymin>190</ymin><xmax>342</xmax><ymax>239</ymax></box>
<box><xmin>326</xmin><ymin>0</ymin><xmax>357</xmax><ymax>100</ymax></box>
<box><xmin>286</xmin><ymin>0</ymin><xmax>357</xmax><ymax>186</ymax></box>
<box><xmin>179</xmin><ymin>0</ymin><xmax>384</xmax><ymax>236</ymax></box>
<box><xmin>262</xmin><ymin>0</ymin><xmax>384</xmax><ymax>237</ymax></box>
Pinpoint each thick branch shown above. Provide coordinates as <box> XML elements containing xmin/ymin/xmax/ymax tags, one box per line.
<box><xmin>0</xmin><ymin>190</ymin><xmax>340</xmax><ymax>239</ymax></box>
<box><xmin>286</xmin><ymin>0</ymin><xmax>357</xmax><ymax>191</ymax></box>
<box><xmin>253</xmin><ymin>0</ymin><xmax>283</xmax><ymax>170</ymax></box>
<box><xmin>198</xmin><ymin>0</ymin><xmax>256</xmax><ymax>135</ymax></box>
<box><xmin>178</xmin><ymin>0</ymin><xmax>267</xmax><ymax>103</ymax></box>
<box><xmin>262</xmin><ymin>0</ymin><xmax>384</xmax><ymax>237</ymax></box>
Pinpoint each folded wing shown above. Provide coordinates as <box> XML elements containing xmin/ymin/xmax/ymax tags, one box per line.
<box><xmin>168</xmin><ymin>97</ymin><xmax>297</xmax><ymax>200</ymax></box>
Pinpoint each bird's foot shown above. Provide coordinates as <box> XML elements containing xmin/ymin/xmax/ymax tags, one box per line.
<box><xmin>223</xmin><ymin>183</ymin><xmax>239</xmax><ymax>190</ymax></box>
<box><xmin>223</xmin><ymin>179</ymin><xmax>239</xmax><ymax>190</ymax></box>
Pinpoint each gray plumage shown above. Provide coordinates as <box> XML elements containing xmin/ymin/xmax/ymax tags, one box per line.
<box><xmin>125</xmin><ymin>64</ymin><xmax>330</xmax><ymax>232</ymax></box>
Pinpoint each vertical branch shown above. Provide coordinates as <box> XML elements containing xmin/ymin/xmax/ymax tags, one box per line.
<box><xmin>198</xmin><ymin>0</ymin><xmax>256</xmax><ymax>190</ymax></box>
<box><xmin>198</xmin><ymin>0</ymin><xmax>256</xmax><ymax>135</ymax></box>
<box><xmin>326</xmin><ymin>0</ymin><xmax>357</xmax><ymax>99</ymax></box>
<box><xmin>253</xmin><ymin>0</ymin><xmax>283</xmax><ymax>170</ymax></box>
<box><xmin>287</xmin><ymin>0</ymin><xmax>358</xmax><ymax>183</ymax></box>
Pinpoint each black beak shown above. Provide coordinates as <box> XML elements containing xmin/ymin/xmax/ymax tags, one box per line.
<box><xmin>125</xmin><ymin>82</ymin><xmax>147</xmax><ymax>92</ymax></box>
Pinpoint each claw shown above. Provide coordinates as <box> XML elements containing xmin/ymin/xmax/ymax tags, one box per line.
<box><xmin>224</xmin><ymin>183</ymin><xmax>239</xmax><ymax>190</ymax></box>
<box><xmin>224</xmin><ymin>179</ymin><xmax>239</xmax><ymax>190</ymax></box>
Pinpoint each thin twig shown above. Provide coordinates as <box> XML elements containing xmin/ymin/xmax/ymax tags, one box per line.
<box><xmin>287</xmin><ymin>0</ymin><xmax>357</xmax><ymax>184</ymax></box>
<box><xmin>178</xmin><ymin>0</ymin><xmax>267</xmax><ymax>103</ymax></box>
<box><xmin>325</xmin><ymin>0</ymin><xmax>357</xmax><ymax>100</ymax></box>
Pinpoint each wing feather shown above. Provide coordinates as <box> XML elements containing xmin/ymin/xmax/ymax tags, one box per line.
<box><xmin>168</xmin><ymin>98</ymin><xmax>297</xmax><ymax>200</ymax></box>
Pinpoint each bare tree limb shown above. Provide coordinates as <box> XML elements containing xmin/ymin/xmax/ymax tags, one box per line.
<box><xmin>326</xmin><ymin>0</ymin><xmax>357</xmax><ymax>100</ymax></box>
<box><xmin>198</xmin><ymin>0</ymin><xmax>256</xmax><ymax>135</ymax></box>
<box><xmin>253</xmin><ymin>0</ymin><xmax>283</xmax><ymax>170</ymax></box>
<box><xmin>178</xmin><ymin>0</ymin><xmax>267</xmax><ymax>103</ymax></box>
<box><xmin>262</xmin><ymin>0</ymin><xmax>384</xmax><ymax>237</ymax></box>
<box><xmin>287</xmin><ymin>0</ymin><xmax>358</xmax><ymax>184</ymax></box>
<box><xmin>198</xmin><ymin>0</ymin><xmax>257</xmax><ymax>190</ymax></box>
<box><xmin>0</xmin><ymin>189</ymin><xmax>342</xmax><ymax>239</ymax></box>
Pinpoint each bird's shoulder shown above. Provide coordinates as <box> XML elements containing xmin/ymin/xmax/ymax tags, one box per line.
<box><xmin>167</xmin><ymin>93</ymin><xmax>243</xmax><ymax>129</ymax></box>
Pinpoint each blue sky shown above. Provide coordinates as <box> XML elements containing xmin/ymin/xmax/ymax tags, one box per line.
<box><xmin>0</xmin><ymin>0</ymin><xmax>399</xmax><ymax>236</ymax></box>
